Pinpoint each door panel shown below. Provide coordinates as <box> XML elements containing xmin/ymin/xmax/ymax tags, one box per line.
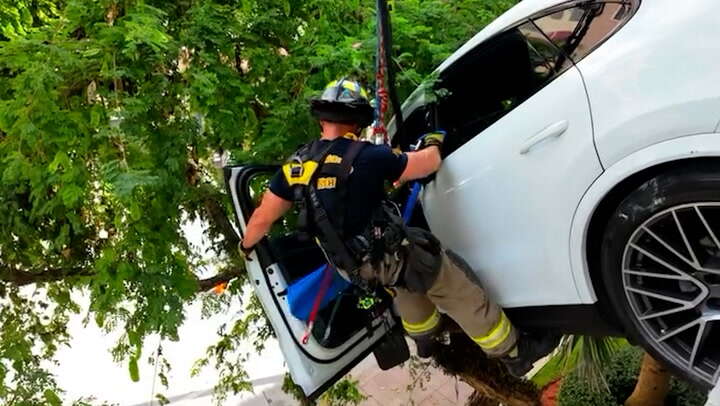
<box><xmin>224</xmin><ymin>165</ymin><xmax>398</xmax><ymax>398</ymax></box>
<box><xmin>422</xmin><ymin>67</ymin><xmax>602</xmax><ymax>308</ymax></box>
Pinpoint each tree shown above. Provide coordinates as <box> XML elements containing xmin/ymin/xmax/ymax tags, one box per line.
<box><xmin>0</xmin><ymin>0</ymin><xmax>519</xmax><ymax>404</ymax></box>
<box><xmin>625</xmin><ymin>353</ymin><xmax>671</xmax><ymax>406</ymax></box>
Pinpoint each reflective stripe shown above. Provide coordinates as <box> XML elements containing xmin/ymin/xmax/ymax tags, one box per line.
<box><xmin>316</xmin><ymin>177</ymin><xmax>337</xmax><ymax>190</ymax></box>
<box><xmin>473</xmin><ymin>312</ymin><xmax>512</xmax><ymax>350</ymax></box>
<box><xmin>324</xmin><ymin>154</ymin><xmax>343</xmax><ymax>164</ymax></box>
<box><xmin>402</xmin><ymin>309</ymin><xmax>440</xmax><ymax>334</ymax></box>
<box><xmin>341</xmin><ymin>81</ymin><xmax>357</xmax><ymax>93</ymax></box>
<box><xmin>325</xmin><ymin>80</ymin><xmax>368</xmax><ymax>100</ymax></box>
<box><xmin>282</xmin><ymin>161</ymin><xmax>319</xmax><ymax>186</ymax></box>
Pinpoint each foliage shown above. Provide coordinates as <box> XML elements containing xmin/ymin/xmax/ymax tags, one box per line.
<box><xmin>532</xmin><ymin>336</ymin><xmax>627</xmax><ymax>391</ymax></box>
<box><xmin>282</xmin><ymin>373</ymin><xmax>366</xmax><ymax>406</ymax></box>
<box><xmin>0</xmin><ymin>0</ymin><xmax>517</xmax><ymax>403</ymax></box>
<box><xmin>557</xmin><ymin>345</ymin><xmax>707</xmax><ymax>406</ymax></box>
<box><xmin>321</xmin><ymin>376</ymin><xmax>366</xmax><ymax>406</ymax></box>
<box><xmin>0</xmin><ymin>0</ymin><xmax>61</xmax><ymax>40</ymax></box>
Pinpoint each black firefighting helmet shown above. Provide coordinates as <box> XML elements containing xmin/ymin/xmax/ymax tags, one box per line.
<box><xmin>310</xmin><ymin>78</ymin><xmax>374</xmax><ymax>128</ymax></box>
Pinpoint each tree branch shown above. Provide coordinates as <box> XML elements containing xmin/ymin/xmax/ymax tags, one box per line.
<box><xmin>1</xmin><ymin>262</ymin><xmax>246</xmax><ymax>293</ymax></box>
<box><xmin>197</xmin><ymin>268</ymin><xmax>245</xmax><ymax>291</ymax></box>
<box><xmin>202</xmin><ymin>189</ymin><xmax>241</xmax><ymax>252</ymax></box>
<box><xmin>0</xmin><ymin>265</ymin><xmax>93</xmax><ymax>287</ymax></box>
<box><xmin>434</xmin><ymin>333</ymin><xmax>539</xmax><ymax>406</ymax></box>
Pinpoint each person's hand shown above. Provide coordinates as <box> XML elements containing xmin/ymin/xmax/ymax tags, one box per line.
<box><xmin>419</xmin><ymin>130</ymin><xmax>446</xmax><ymax>150</ymax></box>
<box><xmin>238</xmin><ymin>239</ymin><xmax>254</xmax><ymax>261</ymax></box>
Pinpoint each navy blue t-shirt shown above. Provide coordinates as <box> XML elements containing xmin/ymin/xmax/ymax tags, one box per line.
<box><xmin>270</xmin><ymin>138</ymin><xmax>408</xmax><ymax>237</ymax></box>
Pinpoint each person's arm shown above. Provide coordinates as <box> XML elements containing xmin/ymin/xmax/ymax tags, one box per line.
<box><xmin>398</xmin><ymin>145</ymin><xmax>442</xmax><ymax>183</ymax></box>
<box><xmin>241</xmin><ymin>190</ymin><xmax>292</xmax><ymax>250</ymax></box>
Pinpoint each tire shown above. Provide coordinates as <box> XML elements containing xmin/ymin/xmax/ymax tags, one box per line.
<box><xmin>601</xmin><ymin>161</ymin><xmax>720</xmax><ymax>389</ymax></box>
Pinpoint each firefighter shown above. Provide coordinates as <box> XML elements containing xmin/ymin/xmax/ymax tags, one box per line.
<box><xmin>239</xmin><ymin>78</ymin><xmax>558</xmax><ymax>377</ymax></box>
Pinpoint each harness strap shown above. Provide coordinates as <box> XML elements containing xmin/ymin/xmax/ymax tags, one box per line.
<box><xmin>333</xmin><ymin>141</ymin><xmax>366</xmax><ymax>234</ymax></box>
<box><xmin>307</xmin><ymin>141</ymin><xmax>366</xmax><ymax>271</ymax></box>
<box><xmin>293</xmin><ymin>140</ymin><xmax>339</xmax><ymax>231</ymax></box>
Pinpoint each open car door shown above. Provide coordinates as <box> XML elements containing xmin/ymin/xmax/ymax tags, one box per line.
<box><xmin>224</xmin><ymin>165</ymin><xmax>408</xmax><ymax>399</ymax></box>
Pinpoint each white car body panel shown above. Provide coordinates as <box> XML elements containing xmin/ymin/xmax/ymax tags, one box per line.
<box><xmin>569</xmin><ymin>133</ymin><xmax>720</xmax><ymax>303</ymax></box>
<box><xmin>413</xmin><ymin>0</ymin><xmax>720</xmax><ymax>308</ymax></box>
<box><xmin>421</xmin><ymin>67</ymin><xmax>601</xmax><ymax>308</ymax></box>
<box><xmin>577</xmin><ymin>0</ymin><xmax>720</xmax><ymax>167</ymax></box>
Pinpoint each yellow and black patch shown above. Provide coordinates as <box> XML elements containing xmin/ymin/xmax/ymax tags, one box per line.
<box><xmin>324</xmin><ymin>154</ymin><xmax>343</xmax><ymax>164</ymax></box>
<box><xmin>317</xmin><ymin>177</ymin><xmax>337</xmax><ymax>190</ymax></box>
<box><xmin>282</xmin><ymin>161</ymin><xmax>319</xmax><ymax>186</ymax></box>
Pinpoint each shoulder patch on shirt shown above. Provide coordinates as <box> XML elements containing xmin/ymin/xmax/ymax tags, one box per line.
<box><xmin>324</xmin><ymin>154</ymin><xmax>343</xmax><ymax>164</ymax></box>
<box><xmin>317</xmin><ymin>177</ymin><xmax>337</xmax><ymax>190</ymax></box>
<box><xmin>392</xmin><ymin>148</ymin><xmax>403</xmax><ymax>156</ymax></box>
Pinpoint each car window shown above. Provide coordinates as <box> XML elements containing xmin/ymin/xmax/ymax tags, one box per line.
<box><xmin>533</xmin><ymin>1</ymin><xmax>635</xmax><ymax>64</ymax></box>
<box><xmin>437</xmin><ymin>21</ymin><xmax>569</xmax><ymax>156</ymax></box>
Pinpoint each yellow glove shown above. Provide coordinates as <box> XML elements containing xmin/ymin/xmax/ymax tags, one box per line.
<box><xmin>420</xmin><ymin>131</ymin><xmax>446</xmax><ymax>149</ymax></box>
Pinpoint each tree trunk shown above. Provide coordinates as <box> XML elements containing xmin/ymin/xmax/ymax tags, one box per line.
<box><xmin>467</xmin><ymin>391</ymin><xmax>501</xmax><ymax>406</ymax></box>
<box><xmin>433</xmin><ymin>333</ymin><xmax>540</xmax><ymax>406</ymax></box>
<box><xmin>625</xmin><ymin>353</ymin><xmax>670</xmax><ymax>406</ymax></box>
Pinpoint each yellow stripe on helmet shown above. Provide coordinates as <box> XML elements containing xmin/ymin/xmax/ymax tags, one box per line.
<box><xmin>326</xmin><ymin>79</ymin><xmax>368</xmax><ymax>100</ymax></box>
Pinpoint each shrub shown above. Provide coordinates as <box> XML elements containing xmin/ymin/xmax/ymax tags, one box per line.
<box><xmin>558</xmin><ymin>346</ymin><xmax>707</xmax><ymax>406</ymax></box>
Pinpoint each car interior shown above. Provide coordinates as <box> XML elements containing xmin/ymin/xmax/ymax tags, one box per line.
<box><xmin>395</xmin><ymin>21</ymin><xmax>573</xmax><ymax>157</ymax></box>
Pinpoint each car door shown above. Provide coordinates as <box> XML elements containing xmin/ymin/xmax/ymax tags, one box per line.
<box><xmin>418</xmin><ymin>13</ymin><xmax>604</xmax><ymax>308</ymax></box>
<box><xmin>224</xmin><ymin>165</ymin><xmax>406</xmax><ymax>399</ymax></box>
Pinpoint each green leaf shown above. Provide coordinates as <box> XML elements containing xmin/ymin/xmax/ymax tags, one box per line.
<box><xmin>43</xmin><ymin>389</ymin><xmax>62</xmax><ymax>406</ymax></box>
<box><xmin>82</xmin><ymin>48</ymin><xmax>101</xmax><ymax>57</ymax></box>
<box><xmin>60</xmin><ymin>184</ymin><xmax>84</xmax><ymax>207</ymax></box>
<box><xmin>129</xmin><ymin>356</ymin><xmax>140</xmax><ymax>382</ymax></box>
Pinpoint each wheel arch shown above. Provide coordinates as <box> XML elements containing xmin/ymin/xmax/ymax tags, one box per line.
<box><xmin>587</xmin><ymin>157</ymin><xmax>720</xmax><ymax>332</ymax></box>
<box><xmin>569</xmin><ymin>133</ymin><xmax>720</xmax><ymax>330</ymax></box>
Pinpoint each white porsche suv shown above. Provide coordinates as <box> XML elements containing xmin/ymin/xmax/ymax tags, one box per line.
<box><xmin>226</xmin><ymin>0</ymin><xmax>720</xmax><ymax>398</ymax></box>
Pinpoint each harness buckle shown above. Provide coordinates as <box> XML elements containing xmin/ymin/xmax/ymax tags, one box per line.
<box><xmin>290</xmin><ymin>157</ymin><xmax>304</xmax><ymax>178</ymax></box>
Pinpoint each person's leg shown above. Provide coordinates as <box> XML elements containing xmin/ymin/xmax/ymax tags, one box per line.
<box><xmin>425</xmin><ymin>250</ymin><xmax>519</xmax><ymax>358</ymax></box>
<box><xmin>391</xmin><ymin>287</ymin><xmax>441</xmax><ymax>357</ymax></box>
<box><xmin>426</xmin><ymin>250</ymin><xmax>560</xmax><ymax>376</ymax></box>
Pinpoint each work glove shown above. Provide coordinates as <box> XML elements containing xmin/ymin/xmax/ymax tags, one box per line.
<box><xmin>419</xmin><ymin>130</ymin><xmax>446</xmax><ymax>150</ymax></box>
<box><xmin>238</xmin><ymin>239</ymin><xmax>255</xmax><ymax>261</ymax></box>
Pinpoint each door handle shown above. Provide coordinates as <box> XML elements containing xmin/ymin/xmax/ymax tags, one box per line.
<box><xmin>519</xmin><ymin>120</ymin><xmax>569</xmax><ymax>155</ymax></box>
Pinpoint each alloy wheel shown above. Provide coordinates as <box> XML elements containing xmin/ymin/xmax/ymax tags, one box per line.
<box><xmin>623</xmin><ymin>202</ymin><xmax>720</xmax><ymax>385</ymax></box>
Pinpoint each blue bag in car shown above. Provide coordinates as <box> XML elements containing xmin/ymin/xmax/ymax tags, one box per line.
<box><xmin>287</xmin><ymin>264</ymin><xmax>351</xmax><ymax>321</ymax></box>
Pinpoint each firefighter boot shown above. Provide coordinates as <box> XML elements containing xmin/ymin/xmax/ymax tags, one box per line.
<box><xmin>500</xmin><ymin>331</ymin><xmax>561</xmax><ymax>378</ymax></box>
<box><xmin>414</xmin><ymin>336</ymin><xmax>437</xmax><ymax>359</ymax></box>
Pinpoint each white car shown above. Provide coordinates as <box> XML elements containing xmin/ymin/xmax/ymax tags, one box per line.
<box><xmin>227</xmin><ymin>0</ymin><xmax>720</xmax><ymax>398</ymax></box>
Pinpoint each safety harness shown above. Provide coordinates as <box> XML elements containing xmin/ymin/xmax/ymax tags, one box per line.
<box><xmin>284</xmin><ymin>134</ymin><xmax>369</xmax><ymax>272</ymax></box>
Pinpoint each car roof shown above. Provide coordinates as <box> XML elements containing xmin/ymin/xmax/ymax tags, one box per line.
<box><xmin>437</xmin><ymin>0</ymin><xmax>569</xmax><ymax>71</ymax></box>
